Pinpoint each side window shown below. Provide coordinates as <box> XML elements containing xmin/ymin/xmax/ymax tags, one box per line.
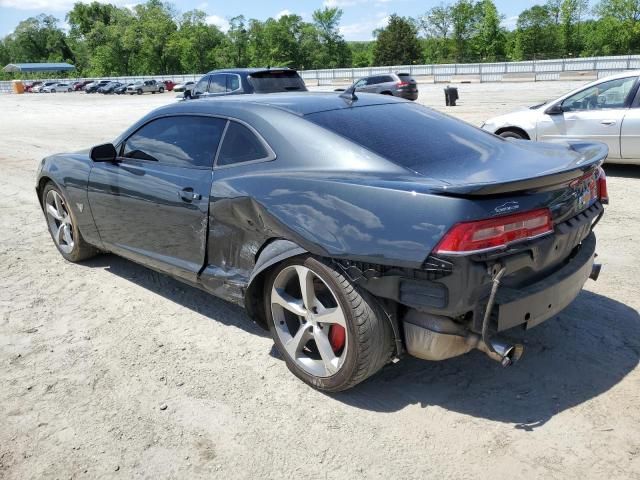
<box><xmin>562</xmin><ymin>77</ymin><xmax>637</xmax><ymax>111</ymax></box>
<box><xmin>195</xmin><ymin>75</ymin><xmax>210</xmax><ymax>94</ymax></box>
<box><xmin>227</xmin><ymin>74</ymin><xmax>240</xmax><ymax>92</ymax></box>
<box><xmin>354</xmin><ymin>78</ymin><xmax>367</xmax><ymax>88</ymax></box>
<box><xmin>122</xmin><ymin>116</ymin><xmax>227</xmax><ymax>168</ymax></box>
<box><xmin>217</xmin><ymin>121</ymin><xmax>271</xmax><ymax>167</ymax></box>
<box><xmin>208</xmin><ymin>74</ymin><xmax>226</xmax><ymax>93</ymax></box>
<box><xmin>381</xmin><ymin>76</ymin><xmax>394</xmax><ymax>83</ymax></box>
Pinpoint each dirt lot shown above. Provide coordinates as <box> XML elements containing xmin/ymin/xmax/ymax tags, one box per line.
<box><xmin>1</xmin><ymin>83</ymin><xmax>639</xmax><ymax>480</ymax></box>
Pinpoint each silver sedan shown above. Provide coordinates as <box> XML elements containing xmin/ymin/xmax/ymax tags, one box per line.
<box><xmin>481</xmin><ymin>71</ymin><xmax>640</xmax><ymax>165</ymax></box>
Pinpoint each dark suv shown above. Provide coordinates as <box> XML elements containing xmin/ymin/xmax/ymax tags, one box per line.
<box><xmin>187</xmin><ymin>68</ymin><xmax>307</xmax><ymax>99</ymax></box>
<box><xmin>348</xmin><ymin>72</ymin><xmax>418</xmax><ymax>101</ymax></box>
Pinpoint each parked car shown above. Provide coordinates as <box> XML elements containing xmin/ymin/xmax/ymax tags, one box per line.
<box><xmin>24</xmin><ymin>81</ymin><xmax>42</xmax><ymax>93</ymax></box>
<box><xmin>73</xmin><ymin>80</ymin><xmax>93</xmax><ymax>91</ymax></box>
<box><xmin>85</xmin><ymin>80</ymin><xmax>111</xmax><ymax>93</ymax></box>
<box><xmin>339</xmin><ymin>72</ymin><xmax>419</xmax><ymax>101</ymax></box>
<box><xmin>114</xmin><ymin>83</ymin><xmax>132</xmax><ymax>95</ymax></box>
<box><xmin>162</xmin><ymin>80</ymin><xmax>176</xmax><ymax>91</ymax></box>
<box><xmin>36</xmin><ymin>93</ymin><xmax>607</xmax><ymax>391</ymax></box>
<box><xmin>173</xmin><ymin>81</ymin><xmax>195</xmax><ymax>97</ymax></box>
<box><xmin>481</xmin><ymin>70</ymin><xmax>640</xmax><ymax>165</ymax></box>
<box><xmin>41</xmin><ymin>82</ymin><xmax>73</xmax><ymax>93</ymax></box>
<box><xmin>127</xmin><ymin>80</ymin><xmax>165</xmax><ymax>95</ymax></box>
<box><xmin>32</xmin><ymin>81</ymin><xmax>57</xmax><ymax>93</ymax></box>
<box><xmin>98</xmin><ymin>82</ymin><xmax>123</xmax><ymax>94</ymax></box>
<box><xmin>188</xmin><ymin>68</ymin><xmax>307</xmax><ymax>99</ymax></box>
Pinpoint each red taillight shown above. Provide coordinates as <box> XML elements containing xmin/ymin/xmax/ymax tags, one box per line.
<box><xmin>597</xmin><ymin>167</ymin><xmax>609</xmax><ymax>204</ymax></box>
<box><xmin>433</xmin><ymin>208</ymin><xmax>554</xmax><ymax>255</ymax></box>
<box><xmin>396</xmin><ymin>81</ymin><xmax>409</xmax><ymax>87</ymax></box>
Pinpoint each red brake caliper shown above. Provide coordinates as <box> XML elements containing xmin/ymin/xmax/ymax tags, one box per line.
<box><xmin>328</xmin><ymin>325</ymin><xmax>346</xmax><ymax>353</ymax></box>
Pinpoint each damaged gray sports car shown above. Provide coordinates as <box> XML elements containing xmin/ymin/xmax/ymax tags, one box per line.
<box><xmin>36</xmin><ymin>92</ymin><xmax>608</xmax><ymax>391</ymax></box>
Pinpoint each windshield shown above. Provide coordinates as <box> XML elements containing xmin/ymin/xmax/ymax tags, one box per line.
<box><xmin>249</xmin><ymin>71</ymin><xmax>307</xmax><ymax>93</ymax></box>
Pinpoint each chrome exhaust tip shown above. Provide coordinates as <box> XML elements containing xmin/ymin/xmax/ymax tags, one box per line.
<box><xmin>590</xmin><ymin>263</ymin><xmax>602</xmax><ymax>281</ymax></box>
<box><xmin>490</xmin><ymin>339</ymin><xmax>524</xmax><ymax>367</ymax></box>
<box><xmin>477</xmin><ymin>338</ymin><xmax>524</xmax><ymax>367</ymax></box>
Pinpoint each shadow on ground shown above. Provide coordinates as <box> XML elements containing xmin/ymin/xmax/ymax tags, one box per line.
<box><xmin>604</xmin><ymin>163</ymin><xmax>640</xmax><ymax>179</ymax></box>
<box><xmin>83</xmin><ymin>254</ymin><xmax>268</xmax><ymax>338</ymax></box>
<box><xmin>84</xmin><ymin>255</ymin><xmax>638</xmax><ymax>430</ymax></box>
<box><xmin>335</xmin><ymin>290</ymin><xmax>639</xmax><ymax>429</ymax></box>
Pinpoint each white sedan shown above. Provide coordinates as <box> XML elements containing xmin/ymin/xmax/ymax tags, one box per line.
<box><xmin>41</xmin><ymin>82</ymin><xmax>73</xmax><ymax>93</ymax></box>
<box><xmin>481</xmin><ymin>71</ymin><xmax>640</xmax><ymax>164</ymax></box>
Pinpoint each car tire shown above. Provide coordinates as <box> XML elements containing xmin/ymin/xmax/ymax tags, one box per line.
<box><xmin>42</xmin><ymin>182</ymin><xmax>98</xmax><ymax>263</ymax></box>
<box><xmin>159</xmin><ymin>87</ymin><xmax>164</xmax><ymax>93</ymax></box>
<box><xmin>264</xmin><ymin>255</ymin><xmax>393</xmax><ymax>392</ymax></box>
<box><xmin>51</xmin><ymin>89</ymin><xmax>56</xmax><ymax>93</ymax></box>
<box><xmin>184</xmin><ymin>91</ymin><xmax>191</xmax><ymax>99</ymax></box>
<box><xmin>499</xmin><ymin>130</ymin><xmax>526</xmax><ymax>140</ymax></box>
<box><xmin>67</xmin><ymin>88</ymin><xmax>71</xmax><ymax>92</ymax></box>
<box><xmin>137</xmin><ymin>89</ymin><xmax>143</xmax><ymax>95</ymax></box>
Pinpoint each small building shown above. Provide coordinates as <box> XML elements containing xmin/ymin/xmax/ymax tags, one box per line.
<box><xmin>2</xmin><ymin>62</ymin><xmax>75</xmax><ymax>73</ymax></box>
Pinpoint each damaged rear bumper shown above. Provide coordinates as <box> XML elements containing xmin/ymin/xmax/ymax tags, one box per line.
<box><xmin>494</xmin><ymin>231</ymin><xmax>596</xmax><ymax>331</ymax></box>
<box><xmin>402</xmin><ymin>231</ymin><xmax>598</xmax><ymax>365</ymax></box>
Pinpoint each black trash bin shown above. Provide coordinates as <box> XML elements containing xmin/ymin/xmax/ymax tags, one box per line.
<box><xmin>444</xmin><ymin>86</ymin><xmax>459</xmax><ymax>106</ymax></box>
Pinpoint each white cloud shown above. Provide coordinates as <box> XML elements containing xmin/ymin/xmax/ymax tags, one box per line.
<box><xmin>339</xmin><ymin>11</ymin><xmax>389</xmax><ymax>40</ymax></box>
<box><xmin>206</xmin><ymin>14</ymin><xmax>229</xmax><ymax>32</ymax></box>
<box><xmin>501</xmin><ymin>15</ymin><xmax>518</xmax><ymax>30</ymax></box>
<box><xmin>323</xmin><ymin>0</ymin><xmax>393</xmax><ymax>7</ymax></box>
<box><xmin>0</xmin><ymin>0</ymin><xmax>132</xmax><ymax>10</ymax></box>
<box><xmin>275</xmin><ymin>9</ymin><xmax>292</xmax><ymax>19</ymax></box>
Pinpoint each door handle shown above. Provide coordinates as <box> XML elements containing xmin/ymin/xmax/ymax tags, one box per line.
<box><xmin>601</xmin><ymin>120</ymin><xmax>617</xmax><ymax>126</ymax></box>
<box><xmin>178</xmin><ymin>188</ymin><xmax>201</xmax><ymax>202</ymax></box>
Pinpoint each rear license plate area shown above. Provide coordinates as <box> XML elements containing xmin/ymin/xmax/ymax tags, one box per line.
<box><xmin>573</xmin><ymin>172</ymin><xmax>598</xmax><ymax>211</ymax></box>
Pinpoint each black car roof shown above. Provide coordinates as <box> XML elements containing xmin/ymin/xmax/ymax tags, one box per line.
<box><xmin>161</xmin><ymin>92</ymin><xmax>407</xmax><ymax>116</ymax></box>
<box><xmin>205</xmin><ymin>67</ymin><xmax>294</xmax><ymax>75</ymax></box>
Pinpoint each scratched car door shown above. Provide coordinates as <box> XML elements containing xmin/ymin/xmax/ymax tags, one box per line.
<box><xmin>87</xmin><ymin>115</ymin><xmax>226</xmax><ymax>282</ymax></box>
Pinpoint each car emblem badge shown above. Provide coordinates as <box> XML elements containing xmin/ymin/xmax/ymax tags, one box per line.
<box><xmin>494</xmin><ymin>201</ymin><xmax>519</xmax><ymax>214</ymax></box>
<box><xmin>76</xmin><ymin>203</ymin><xmax>84</xmax><ymax>213</ymax></box>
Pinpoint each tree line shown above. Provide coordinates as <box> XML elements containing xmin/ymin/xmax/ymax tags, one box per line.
<box><xmin>0</xmin><ymin>0</ymin><xmax>638</xmax><ymax>80</ymax></box>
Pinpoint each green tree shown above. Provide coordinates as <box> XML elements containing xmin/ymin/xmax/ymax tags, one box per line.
<box><xmin>475</xmin><ymin>0</ymin><xmax>505</xmax><ymax>60</ymax></box>
<box><xmin>560</xmin><ymin>0</ymin><xmax>588</xmax><ymax>56</ymax></box>
<box><xmin>348</xmin><ymin>41</ymin><xmax>374</xmax><ymax>67</ymax></box>
<box><xmin>227</xmin><ymin>15</ymin><xmax>250</xmax><ymax>67</ymax></box>
<box><xmin>373</xmin><ymin>14</ymin><xmax>422</xmax><ymax>65</ymax></box>
<box><xmin>6</xmin><ymin>15</ymin><xmax>74</xmax><ymax>64</ymax></box>
<box><xmin>166</xmin><ymin>10</ymin><xmax>225</xmax><ymax>73</ymax></box>
<box><xmin>419</xmin><ymin>3</ymin><xmax>454</xmax><ymax>62</ymax></box>
<box><xmin>593</xmin><ymin>0</ymin><xmax>640</xmax><ymax>53</ymax></box>
<box><xmin>312</xmin><ymin>7</ymin><xmax>351</xmax><ymax>68</ymax></box>
<box><xmin>513</xmin><ymin>5</ymin><xmax>560</xmax><ymax>59</ymax></box>
<box><xmin>451</xmin><ymin>0</ymin><xmax>481</xmax><ymax>61</ymax></box>
<box><xmin>132</xmin><ymin>0</ymin><xmax>179</xmax><ymax>74</ymax></box>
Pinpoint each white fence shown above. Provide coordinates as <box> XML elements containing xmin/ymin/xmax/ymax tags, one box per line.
<box><xmin>2</xmin><ymin>54</ymin><xmax>640</xmax><ymax>93</ymax></box>
<box><xmin>300</xmin><ymin>55</ymin><xmax>640</xmax><ymax>85</ymax></box>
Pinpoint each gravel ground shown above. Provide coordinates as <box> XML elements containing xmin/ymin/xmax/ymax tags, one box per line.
<box><xmin>1</xmin><ymin>82</ymin><xmax>639</xmax><ymax>480</ymax></box>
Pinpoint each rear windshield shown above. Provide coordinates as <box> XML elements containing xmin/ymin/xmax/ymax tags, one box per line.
<box><xmin>397</xmin><ymin>73</ymin><xmax>415</xmax><ymax>82</ymax></box>
<box><xmin>306</xmin><ymin>103</ymin><xmax>499</xmax><ymax>175</ymax></box>
<box><xmin>249</xmin><ymin>71</ymin><xmax>307</xmax><ymax>93</ymax></box>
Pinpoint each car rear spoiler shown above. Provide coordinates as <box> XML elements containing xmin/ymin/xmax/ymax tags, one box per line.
<box><xmin>431</xmin><ymin>141</ymin><xmax>608</xmax><ymax>197</ymax></box>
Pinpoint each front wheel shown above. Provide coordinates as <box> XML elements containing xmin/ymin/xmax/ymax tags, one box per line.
<box><xmin>499</xmin><ymin>130</ymin><xmax>526</xmax><ymax>140</ymax></box>
<box><xmin>42</xmin><ymin>183</ymin><xmax>98</xmax><ymax>263</ymax></box>
<box><xmin>265</xmin><ymin>256</ymin><xmax>393</xmax><ymax>392</ymax></box>
<box><xmin>137</xmin><ymin>89</ymin><xmax>143</xmax><ymax>95</ymax></box>
<box><xmin>158</xmin><ymin>87</ymin><xmax>164</xmax><ymax>93</ymax></box>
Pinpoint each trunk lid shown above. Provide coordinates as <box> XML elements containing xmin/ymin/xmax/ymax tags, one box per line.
<box><xmin>429</xmin><ymin>140</ymin><xmax>607</xmax><ymax>196</ymax></box>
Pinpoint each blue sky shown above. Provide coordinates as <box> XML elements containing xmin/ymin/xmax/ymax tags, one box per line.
<box><xmin>0</xmin><ymin>0</ymin><xmax>554</xmax><ymax>40</ymax></box>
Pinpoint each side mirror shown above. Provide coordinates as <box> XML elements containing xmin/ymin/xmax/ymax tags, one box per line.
<box><xmin>90</xmin><ymin>143</ymin><xmax>118</xmax><ymax>162</ymax></box>
<box><xmin>545</xmin><ymin>104</ymin><xmax>565</xmax><ymax>115</ymax></box>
